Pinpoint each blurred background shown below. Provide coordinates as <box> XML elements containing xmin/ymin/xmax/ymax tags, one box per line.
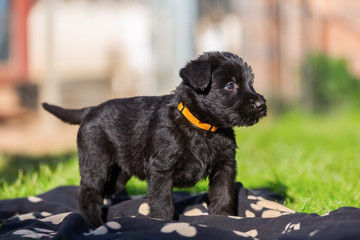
<box><xmin>1</xmin><ymin>0</ymin><xmax>360</xmax><ymax>153</ymax></box>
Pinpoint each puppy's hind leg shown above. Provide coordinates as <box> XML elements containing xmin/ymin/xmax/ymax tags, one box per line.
<box><xmin>77</xmin><ymin>128</ymin><xmax>116</xmax><ymax>227</ymax></box>
<box><xmin>78</xmin><ymin>185</ymin><xmax>104</xmax><ymax>228</ymax></box>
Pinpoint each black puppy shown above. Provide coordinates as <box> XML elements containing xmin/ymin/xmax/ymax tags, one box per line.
<box><xmin>43</xmin><ymin>51</ymin><xmax>266</xmax><ymax>227</ymax></box>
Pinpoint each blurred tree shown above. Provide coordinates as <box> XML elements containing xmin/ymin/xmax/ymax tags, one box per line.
<box><xmin>302</xmin><ymin>52</ymin><xmax>360</xmax><ymax>112</ymax></box>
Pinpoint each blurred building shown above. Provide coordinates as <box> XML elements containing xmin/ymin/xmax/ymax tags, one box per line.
<box><xmin>1</xmin><ymin>0</ymin><xmax>360</xmax><ymax>152</ymax></box>
<box><xmin>0</xmin><ymin>0</ymin><xmax>32</xmax><ymax>119</ymax></box>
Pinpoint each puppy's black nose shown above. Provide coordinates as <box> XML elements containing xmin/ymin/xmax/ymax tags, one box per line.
<box><xmin>250</xmin><ymin>99</ymin><xmax>266</xmax><ymax>110</ymax></box>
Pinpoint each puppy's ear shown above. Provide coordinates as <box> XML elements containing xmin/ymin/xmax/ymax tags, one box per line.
<box><xmin>179</xmin><ymin>60</ymin><xmax>212</xmax><ymax>92</ymax></box>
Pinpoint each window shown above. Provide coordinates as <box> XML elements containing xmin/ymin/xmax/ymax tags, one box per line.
<box><xmin>0</xmin><ymin>0</ymin><xmax>10</xmax><ymax>61</ymax></box>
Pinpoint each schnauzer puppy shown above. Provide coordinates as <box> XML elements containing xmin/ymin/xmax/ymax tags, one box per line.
<box><xmin>43</xmin><ymin>51</ymin><xmax>267</xmax><ymax>227</ymax></box>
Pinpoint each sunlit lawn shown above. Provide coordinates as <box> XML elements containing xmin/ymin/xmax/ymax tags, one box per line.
<box><xmin>1</xmin><ymin>109</ymin><xmax>359</xmax><ymax>215</ymax></box>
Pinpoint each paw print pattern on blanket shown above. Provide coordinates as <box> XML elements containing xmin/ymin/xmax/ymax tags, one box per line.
<box><xmin>1</xmin><ymin>184</ymin><xmax>360</xmax><ymax>240</ymax></box>
<box><xmin>161</xmin><ymin>223</ymin><xmax>197</xmax><ymax>237</ymax></box>
<box><xmin>239</xmin><ymin>193</ymin><xmax>295</xmax><ymax>218</ymax></box>
<box><xmin>233</xmin><ymin>229</ymin><xmax>258</xmax><ymax>239</ymax></box>
<box><xmin>138</xmin><ymin>202</ymin><xmax>150</xmax><ymax>216</ymax></box>
<box><xmin>83</xmin><ymin>221</ymin><xmax>122</xmax><ymax>236</ymax></box>
<box><xmin>13</xmin><ymin>228</ymin><xmax>56</xmax><ymax>239</ymax></box>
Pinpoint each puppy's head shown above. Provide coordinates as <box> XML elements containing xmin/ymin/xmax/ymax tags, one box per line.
<box><xmin>179</xmin><ymin>51</ymin><xmax>267</xmax><ymax>128</ymax></box>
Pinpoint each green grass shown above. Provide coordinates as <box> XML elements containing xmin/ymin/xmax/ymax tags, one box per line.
<box><xmin>235</xmin><ymin>110</ymin><xmax>360</xmax><ymax>214</ymax></box>
<box><xmin>1</xmin><ymin>110</ymin><xmax>360</xmax><ymax>215</ymax></box>
<box><xmin>0</xmin><ymin>152</ymin><xmax>80</xmax><ymax>199</ymax></box>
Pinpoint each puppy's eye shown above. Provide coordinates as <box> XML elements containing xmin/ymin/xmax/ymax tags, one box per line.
<box><xmin>225</xmin><ymin>82</ymin><xmax>237</xmax><ymax>90</ymax></box>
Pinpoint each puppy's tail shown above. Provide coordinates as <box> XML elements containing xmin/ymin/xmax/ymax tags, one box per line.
<box><xmin>42</xmin><ymin>103</ymin><xmax>91</xmax><ymax>125</ymax></box>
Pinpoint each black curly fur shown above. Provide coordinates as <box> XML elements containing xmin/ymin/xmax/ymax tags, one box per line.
<box><xmin>43</xmin><ymin>51</ymin><xmax>267</xmax><ymax>227</ymax></box>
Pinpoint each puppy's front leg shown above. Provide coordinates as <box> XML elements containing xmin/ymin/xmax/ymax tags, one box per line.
<box><xmin>147</xmin><ymin>173</ymin><xmax>174</xmax><ymax>219</ymax></box>
<box><xmin>208</xmin><ymin>163</ymin><xmax>236</xmax><ymax>216</ymax></box>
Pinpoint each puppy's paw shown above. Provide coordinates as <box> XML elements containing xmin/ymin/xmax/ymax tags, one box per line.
<box><xmin>149</xmin><ymin>204</ymin><xmax>175</xmax><ymax>220</ymax></box>
<box><xmin>81</xmin><ymin>202</ymin><xmax>104</xmax><ymax>228</ymax></box>
<box><xmin>209</xmin><ymin>203</ymin><xmax>235</xmax><ymax>216</ymax></box>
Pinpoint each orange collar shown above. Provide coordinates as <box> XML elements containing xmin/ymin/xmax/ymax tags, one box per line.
<box><xmin>178</xmin><ymin>102</ymin><xmax>217</xmax><ymax>132</ymax></box>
